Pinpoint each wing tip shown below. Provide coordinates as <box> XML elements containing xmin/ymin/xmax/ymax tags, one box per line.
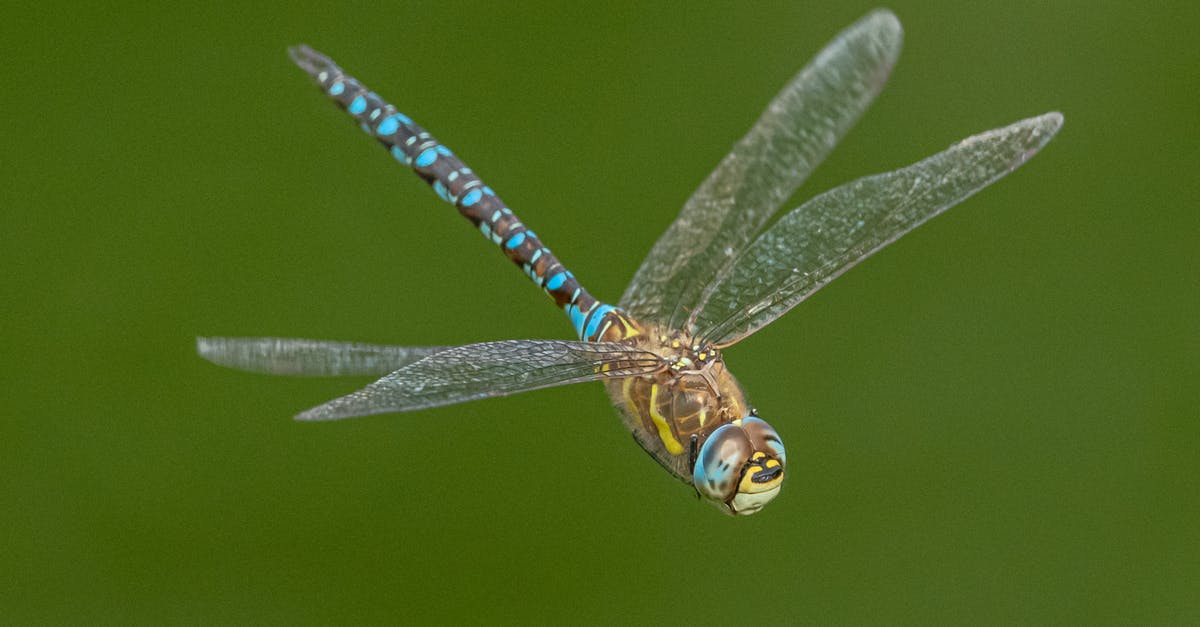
<box><xmin>860</xmin><ymin>8</ymin><xmax>904</xmax><ymax>50</ymax></box>
<box><xmin>1014</xmin><ymin>111</ymin><xmax>1065</xmax><ymax>161</ymax></box>
<box><xmin>294</xmin><ymin>400</ymin><xmax>343</xmax><ymax>422</ymax></box>
<box><xmin>957</xmin><ymin>111</ymin><xmax>1065</xmax><ymax>157</ymax></box>
<box><xmin>1038</xmin><ymin>111</ymin><xmax>1065</xmax><ymax>135</ymax></box>
<box><xmin>293</xmin><ymin>404</ymin><xmax>365</xmax><ymax>423</ymax></box>
<box><xmin>196</xmin><ymin>336</ymin><xmax>219</xmax><ymax>361</ymax></box>
<box><xmin>293</xmin><ymin>396</ymin><xmax>362</xmax><ymax>422</ymax></box>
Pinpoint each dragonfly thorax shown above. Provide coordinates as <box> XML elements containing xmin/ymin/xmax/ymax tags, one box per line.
<box><xmin>601</xmin><ymin>326</ymin><xmax>785</xmax><ymax>514</ymax></box>
<box><xmin>606</xmin><ymin>330</ymin><xmax>743</xmax><ymax>456</ymax></box>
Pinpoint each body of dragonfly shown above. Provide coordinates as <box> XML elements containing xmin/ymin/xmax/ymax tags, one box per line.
<box><xmin>199</xmin><ymin>10</ymin><xmax>1061</xmax><ymax>515</ymax></box>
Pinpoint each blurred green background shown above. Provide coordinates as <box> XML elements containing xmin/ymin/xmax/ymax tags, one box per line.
<box><xmin>2</xmin><ymin>1</ymin><xmax>1196</xmax><ymax>624</ymax></box>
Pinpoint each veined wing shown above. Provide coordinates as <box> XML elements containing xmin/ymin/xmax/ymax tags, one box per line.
<box><xmin>292</xmin><ymin>339</ymin><xmax>661</xmax><ymax>421</ymax></box>
<box><xmin>619</xmin><ymin>9</ymin><xmax>902</xmax><ymax>329</ymax></box>
<box><xmin>691</xmin><ymin>113</ymin><xmax>1063</xmax><ymax>347</ymax></box>
<box><xmin>197</xmin><ymin>337</ymin><xmax>447</xmax><ymax>376</ymax></box>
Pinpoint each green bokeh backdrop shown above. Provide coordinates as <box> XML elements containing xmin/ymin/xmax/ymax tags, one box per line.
<box><xmin>3</xmin><ymin>2</ymin><xmax>1197</xmax><ymax>624</ymax></box>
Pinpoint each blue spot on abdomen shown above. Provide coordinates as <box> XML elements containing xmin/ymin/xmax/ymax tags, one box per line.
<box><xmin>376</xmin><ymin>114</ymin><xmax>404</xmax><ymax>135</ymax></box>
<box><xmin>583</xmin><ymin>304</ymin><xmax>616</xmax><ymax>340</ymax></box>
<box><xmin>506</xmin><ymin>231</ymin><xmax>526</xmax><ymax>249</ymax></box>
<box><xmin>567</xmin><ymin>304</ymin><xmax>586</xmax><ymax>336</ymax></box>
<box><xmin>416</xmin><ymin>148</ymin><xmax>438</xmax><ymax>167</ymax></box>
<box><xmin>461</xmin><ymin>189</ymin><xmax>483</xmax><ymax>207</ymax></box>
<box><xmin>545</xmin><ymin>273</ymin><xmax>566</xmax><ymax>290</ymax></box>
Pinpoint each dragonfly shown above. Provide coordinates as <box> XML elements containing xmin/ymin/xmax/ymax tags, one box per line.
<box><xmin>198</xmin><ymin>10</ymin><xmax>1061</xmax><ymax>515</ymax></box>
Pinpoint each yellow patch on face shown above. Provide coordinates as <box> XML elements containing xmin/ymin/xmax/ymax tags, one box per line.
<box><xmin>738</xmin><ymin>452</ymin><xmax>784</xmax><ymax>494</ymax></box>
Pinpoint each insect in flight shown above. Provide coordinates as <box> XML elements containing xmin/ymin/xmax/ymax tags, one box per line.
<box><xmin>199</xmin><ymin>10</ymin><xmax>1061</xmax><ymax>515</ymax></box>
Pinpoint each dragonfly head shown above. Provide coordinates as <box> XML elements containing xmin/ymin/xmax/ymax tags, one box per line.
<box><xmin>692</xmin><ymin>416</ymin><xmax>786</xmax><ymax>516</ymax></box>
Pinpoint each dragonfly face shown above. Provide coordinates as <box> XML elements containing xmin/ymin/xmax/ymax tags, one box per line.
<box><xmin>694</xmin><ymin>417</ymin><xmax>787</xmax><ymax>515</ymax></box>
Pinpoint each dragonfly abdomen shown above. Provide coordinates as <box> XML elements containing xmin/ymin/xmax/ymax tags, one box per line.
<box><xmin>289</xmin><ymin>45</ymin><xmax>630</xmax><ymax>342</ymax></box>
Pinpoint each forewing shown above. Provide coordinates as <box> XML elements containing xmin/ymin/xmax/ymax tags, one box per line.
<box><xmin>197</xmin><ymin>337</ymin><xmax>447</xmax><ymax>376</ymax></box>
<box><xmin>619</xmin><ymin>9</ymin><xmax>903</xmax><ymax>328</ymax></box>
<box><xmin>294</xmin><ymin>339</ymin><xmax>661</xmax><ymax>421</ymax></box>
<box><xmin>692</xmin><ymin>113</ymin><xmax>1064</xmax><ymax>346</ymax></box>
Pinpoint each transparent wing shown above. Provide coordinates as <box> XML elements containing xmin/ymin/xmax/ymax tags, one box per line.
<box><xmin>293</xmin><ymin>339</ymin><xmax>662</xmax><ymax>421</ymax></box>
<box><xmin>619</xmin><ymin>9</ymin><xmax>903</xmax><ymax>329</ymax></box>
<box><xmin>692</xmin><ymin>113</ymin><xmax>1064</xmax><ymax>346</ymax></box>
<box><xmin>197</xmin><ymin>337</ymin><xmax>448</xmax><ymax>376</ymax></box>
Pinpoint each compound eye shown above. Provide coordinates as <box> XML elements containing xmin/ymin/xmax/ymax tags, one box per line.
<box><xmin>692</xmin><ymin>424</ymin><xmax>753</xmax><ymax>503</ymax></box>
<box><xmin>741</xmin><ymin>415</ymin><xmax>786</xmax><ymax>465</ymax></box>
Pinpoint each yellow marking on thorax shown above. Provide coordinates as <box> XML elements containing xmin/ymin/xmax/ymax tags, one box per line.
<box><xmin>616</xmin><ymin>313</ymin><xmax>640</xmax><ymax>338</ymax></box>
<box><xmin>597</xmin><ymin>311</ymin><xmax>641</xmax><ymax>342</ymax></box>
<box><xmin>648</xmin><ymin>384</ymin><xmax>685</xmax><ymax>455</ymax></box>
<box><xmin>622</xmin><ymin>377</ymin><xmax>639</xmax><ymax>417</ymax></box>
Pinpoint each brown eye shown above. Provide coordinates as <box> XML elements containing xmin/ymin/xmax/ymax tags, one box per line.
<box><xmin>741</xmin><ymin>416</ymin><xmax>786</xmax><ymax>465</ymax></box>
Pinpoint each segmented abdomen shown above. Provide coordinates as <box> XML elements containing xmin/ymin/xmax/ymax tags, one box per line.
<box><xmin>289</xmin><ymin>45</ymin><xmax>630</xmax><ymax>342</ymax></box>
